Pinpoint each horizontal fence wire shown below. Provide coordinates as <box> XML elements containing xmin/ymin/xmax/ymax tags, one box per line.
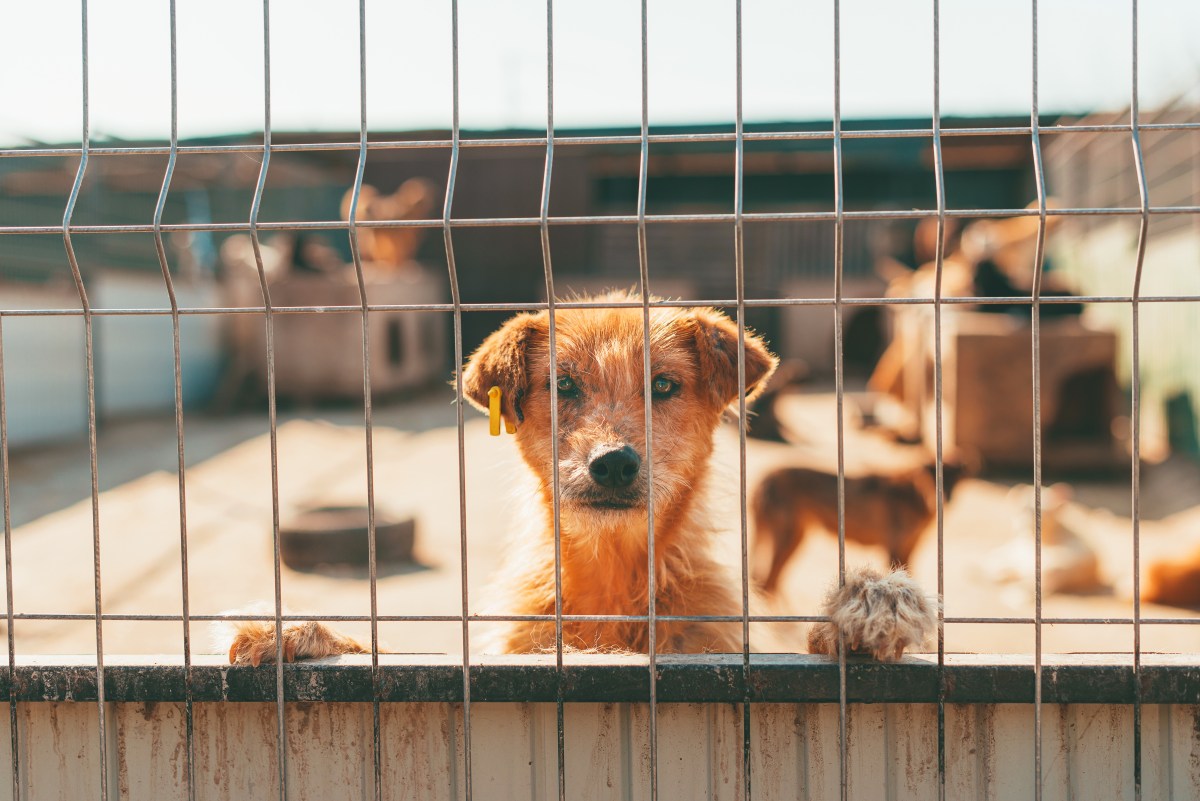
<box><xmin>2</xmin><ymin>295</ymin><xmax>1200</xmax><ymax>319</ymax></box>
<box><xmin>2</xmin><ymin>206</ymin><xmax>1199</xmax><ymax>238</ymax></box>
<box><xmin>2</xmin><ymin>612</ymin><xmax>1198</xmax><ymax>624</ymax></box>
<box><xmin>2</xmin><ymin>121</ymin><xmax>1199</xmax><ymax>159</ymax></box>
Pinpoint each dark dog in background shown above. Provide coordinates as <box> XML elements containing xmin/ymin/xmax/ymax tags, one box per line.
<box><xmin>752</xmin><ymin>460</ymin><xmax>966</xmax><ymax>594</ymax></box>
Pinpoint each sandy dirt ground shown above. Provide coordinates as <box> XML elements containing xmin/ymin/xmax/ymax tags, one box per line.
<box><xmin>3</xmin><ymin>391</ymin><xmax>1199</xmax><ymax>657</ymax></box>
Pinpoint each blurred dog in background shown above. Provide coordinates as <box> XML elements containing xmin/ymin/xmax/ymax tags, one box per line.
<box><xmin>752</xmin><ymin>460</ymin><xmax>965</xmax><ymax>595</ymax></box>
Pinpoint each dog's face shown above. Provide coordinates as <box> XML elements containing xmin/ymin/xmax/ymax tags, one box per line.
<box><xmin>462</xmin><ymin>298</ymin><xmax>777</xmax><ymax>540</ymax></box>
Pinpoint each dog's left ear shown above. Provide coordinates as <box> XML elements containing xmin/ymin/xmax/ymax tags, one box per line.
<box><xmin>689</xmin><ymin>308</ymin><xmax>778</xmax><ymax>411</ymax></box>
<box><xmin>460</xmin><ymin>311</ymin><xmax>546</xmax><ymax>425</ymax></box>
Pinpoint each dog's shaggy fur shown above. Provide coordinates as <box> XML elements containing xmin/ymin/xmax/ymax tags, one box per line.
<box><xmin>227</xmin><ymin>296</ymin><xmax>936</xmax><ymax>663</ymax></box>
<box><xmin>751</xmin><ymin>462</ymin><xmax>964</xmax><ymax>595</ymax></box>
<box><xmin>225</xmin><ymin>618</ymin><xmax>368</xmax><ymax>667</ymax></box>
<box><xmin>806</xmin><ymin>567</ymin><xmax>938</xmax><ymax>661</ymax></box>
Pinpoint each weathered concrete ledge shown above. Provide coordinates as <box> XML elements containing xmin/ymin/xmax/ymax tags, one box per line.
<box><xmin>3</xmin><ymin>653</ymin><xmax>1197</xmax><ymax>704</ymax></box>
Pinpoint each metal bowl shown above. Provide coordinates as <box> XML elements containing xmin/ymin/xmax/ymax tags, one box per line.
<box><xmin>279</xmin><ymin>506</ymin><xmax>416</xmax><ymax>570</ymax></box>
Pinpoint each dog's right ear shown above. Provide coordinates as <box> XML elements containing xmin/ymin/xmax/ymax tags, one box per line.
<box><xmin>460</xmin><ymin>312</ymin><xmax>546</xmax><ymax>425</ymax></box>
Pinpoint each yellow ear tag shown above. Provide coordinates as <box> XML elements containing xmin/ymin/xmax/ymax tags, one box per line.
<box><xmin>488</xmin><ymin>386</ymin><xmax>502</xmax><ymax>436</ymax></box>
<box><xmin>505</xmin><ymin>420</ymin><xmax>516</xmax><ymax>435</ymax></box>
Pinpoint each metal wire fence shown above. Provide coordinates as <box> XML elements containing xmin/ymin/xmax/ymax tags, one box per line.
<box><xmin>0</xmin><ymin>0</ymin><xmax>1197</xmax><ymax>800</ymax></box>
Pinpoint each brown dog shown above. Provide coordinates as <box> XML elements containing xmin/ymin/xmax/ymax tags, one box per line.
<box><xmin>228</xmin><ymin>295</ymin><xmax>936</xmax><ymax>662</ymax></box>
<box><xmin>752</xmin><ymin>461</ymin><xmax>964</xmax><ymax>595</ymax></box>
<box><xmin>1143</xmin><ymin>542</ymin><xmax>1200</xmax><ymax>609</ymax></box>
<box><xmin>341</xmin><ymin>179</ymin><xmax>437</xmax><ymax>267</ymax></box>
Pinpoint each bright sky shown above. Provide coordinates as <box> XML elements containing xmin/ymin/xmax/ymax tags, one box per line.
<box><xmin>1</xmin><ymin>0</ymin><xmax>1197</xmax><ymax>145</ymax></box>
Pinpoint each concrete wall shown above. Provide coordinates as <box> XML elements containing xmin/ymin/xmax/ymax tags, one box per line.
<box><xmin>0</xmin><ymin>700</ymin><xmax>1194</xmax><ymax>800</ymax></box>
<box><xmin>1</xmin><ymin>272</ymin><xmax>222</xmax><ymax>448</ymax></box>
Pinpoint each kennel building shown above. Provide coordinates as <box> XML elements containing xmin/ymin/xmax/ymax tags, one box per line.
<box><xmin>0</xmin><ymin>0</ymin><xmax>1198</xmax><ymax>799</ymax></box>
<box><xmin>0</xmin><ymin>114</ymin><xmax>1041</xmax><ymax>441</ymax></box>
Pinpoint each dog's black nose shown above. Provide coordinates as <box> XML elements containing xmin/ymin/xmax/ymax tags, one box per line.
<box><xmin>588</xmin><ymin>446</ymin><xmax>641</xmax><ymax>488</ymax></box>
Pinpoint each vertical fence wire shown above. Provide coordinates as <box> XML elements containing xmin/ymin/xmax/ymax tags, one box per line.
<box><xmin>1127</xmin><ymin>1</ymin><xmax>1149</xmax><ymax>797</ymax></box>
<box><xmin>731</xmin><ymin>1</ymin><xmax>754</xmax><ymax>797</ymax></box>
<box><xmin>243</xmin><ymin>1</ymin><xmax>289</xmax><ymax>796</ymax></box>
<box><xmin>342</xmin><ymin>0</ymin><xmax>382</xmax><ymax>798</ymax></box>
<box><xmin>441</xmin><ymin>2</ymin><xmax>473</xmax><ymax>798</ymax></box>
<box><xmin>1028</xmin><ymin>2</ymin><xmax>1049</xmax><ymax>797</ymax></box>
<box><xmin>930</xmin><ymin>0</ymin><xmax>949</xmax><ymax>797</ymax></box>
<box><xmin>0</xmin><ymin>322</ymin><xmax>17</xmax><ymax>801</ymax></box>
<box><xmin>534</xmin><ymin>2</ymin><xmax>569</xmax><ymax>800</ymax></box>
<box><xmin>1195</xmin><ymin>106</ymin><xmax>1200</xmax><ymax>241</ymax></box>
<box><xmin>635</xmin><ymin>2</ymin><xmax>659</xmax><ymax>799</ymax></box>
<box><xmin>149</xmin><ymin>2</ymin><xmax>195</xmax><ymax>798</ymax></box>
<box><xmin>59</xmin><ymin>2</ymin><xmax>109</xmax><ymax>797</ymax></box>
<box><xmin>830</xmin><ymin>0</ymin><xmax>849</xmax><ymax>798</ymax></box>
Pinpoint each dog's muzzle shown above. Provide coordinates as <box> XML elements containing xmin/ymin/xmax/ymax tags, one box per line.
<box><xmin>587</xmin><ymin>445</ymin><xmax>641</xmax><ymax>489</ymax></box>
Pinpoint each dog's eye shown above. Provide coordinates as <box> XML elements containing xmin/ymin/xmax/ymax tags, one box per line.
<box><xmin>555</xmin><ymin>376</ymin><xmax>579</xmax><ymax>396</ymax></box>
<box><xmin>651</xmin><ymin>376</ymin><xmax>678</xmax><ymax>397</ymax></box>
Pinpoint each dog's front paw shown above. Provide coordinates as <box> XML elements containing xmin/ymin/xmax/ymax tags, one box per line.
<box><xmin>806</xmin><ymin>566</ymin><xmax>937</xmax><ymax>662</ymax></box>
<box><xmin>227</xmin><ymin>620</ymin><xmax>368</xmax><ymax>666</ymax></box>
